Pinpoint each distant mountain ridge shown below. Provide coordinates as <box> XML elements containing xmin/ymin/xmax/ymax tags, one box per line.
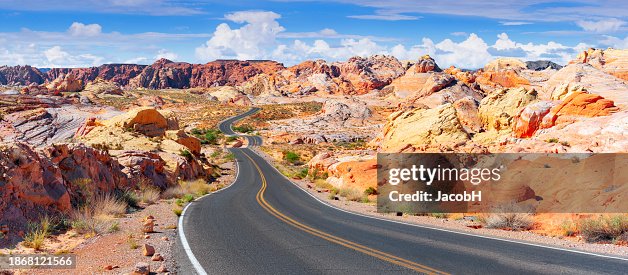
<box><xmin>0</xmin><ymin>58</ymin><xmax>285</xmax><ymax>89</ymax></box>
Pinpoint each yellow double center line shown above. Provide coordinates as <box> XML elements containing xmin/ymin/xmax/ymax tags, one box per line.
<box><xmin>241</xmin><ymin>150</ymin><xmax>448</xmax><ymax>275</ymax></box>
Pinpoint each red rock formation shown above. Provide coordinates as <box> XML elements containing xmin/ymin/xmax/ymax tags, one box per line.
<box><xmin>444</xmin><ymin>66</ymin><xmax>476</xmax><ymax>84</ymax></box>
<box><xmin>0</xmin><ymin>142</ymin><xmax>132</xmax><ymax>244</ymax></box>
<box><xmin>0</xmin><ymin>65</ymin><xmax>45</xmax><ymax>85</ymax></box>
<box><xmin>46</xmin><ymin>64</ymin><xmax>146</xmax><ymax>86</ymax></box>
<box><xmin>337</xmin><ymin>55</ymin><xmax>405</xmax><ymax>94</ymax></box>
<box><xmin>129</xmin><ymin>59</ymin><xmax>285</xmax><ymax>89</ymax></box>
<box><xmin>513</xmin><ymin>91</ymin><xmax>617</xmax><ymax>138</ymax></box>
<box><xmin>513</xmin><ymin>101</ymin><xmax>555</xmax><ymax>138</ymax></box>
<box><xmin>476</xmin><ymin>70</ymin><xmax>530</xmax><ymax>88</ymax></box>
<box><xmin>541</xmin><ymin>91</ymin><xmax>617</xmax><ymax>127</ymax></box>
<box><xmin>414</xmin><ymin>55</ymin><xmax>440</xmax><ymax>73</ymax></box>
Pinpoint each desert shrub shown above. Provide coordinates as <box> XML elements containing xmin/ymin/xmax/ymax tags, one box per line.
<box><xmin>232</xmin><ymin>124</ymin><xmax>254</xmax><ymax>133</ymax></box>
<box><xmin>191</xmin><ymin>128</ymin><xmax>222</xmax><ymax>145</ymax></box>
<box><xmin>560</xmin><ymin>220</ymin><xmax>577</xmax><ymax>237</ymax></box>
<box><xmin>483</xmin><ymin>203</ymin><xmax>534</xmax><ymax>231</ymax></box>
<box><xmin>173</xmin><ymin>207</ymin><xmax>183</xmax><ymax>217</ymax></box>
<box><xmin>180</xmin><ymin>149</ymin><xmax>193</xmax><ymax>160</ymax></box>
<box><xmin>23</xmin><ymin>229</ymin><xmax>46</xmax><ymax>250</ymax></box>
<box><xmin>138</xmin><ymin>186</ymin><xmax>160</xmax><ymax>205</ymax></box>
<box><xmin>546</xmin><ymin>138</ymin><xmax>559</xmax><ymax>143</ymax></box>
<box><xmin>70</xmin><ymin>194</ymin><xmax>127</xmax><ymax>235</ymax></box>
<box><xmin>429</xmin><ymin>212</ymin><xmax>449</xmax><ymax>219</ymax></box>
<box><xmin>314</xmin><ymin>179</ymin><xmax>333</xmax><ymax>190</ymax></box>
<box><xmin>339</xmin><ymin>187</ymin><xmax>363</xmax><ymax>201</ymax></box>
<box><xmin>295</xmin><ymin>168</ymin><xmax>309</xmax><ymax>179</ymax></box>
<box><xmin>23</xmin><ymin>216</ymin><xmax>53</xmax><ymax>250</ymax></box>
<box><xmin>210</xmin><ymin>151</ymin><xmax>221</xmax><ymax>158</ymax></box>
<box><xmin>579</xmin><ymin>215</ymin><xmax>628</xmax><ymax>243</ymax></box>
<box><xmin>225</xmin><ymin>153</ymin><xmax>236</xmax><ymax>161</ymax></box>
<box><xmin>182</xmin><ymin>194</ymin><xmax>195</xmax><ymax>203</ymax></box>
<box><xmin>127</xmin><ymin>234</ymin><xmax>139</xmax><ymax>249</ymax></box>
<box><xmin>364</xmin><ymin>187</ymin><xmax>378</xmax><ymax>196</ymax></box>
<box><xmin>484</xmin><ymin>213</ymin><xmax>533</xmax><ymax>231</ymax></box>
<box><xmin>93</xmin><ymin>194</ymin><xmax>127</xmax><ymax>218</ymax></box>
<box><xmin>117</xmin><ymin>189</ymin><xmax>139</xmax><ymax>208</ymax></box>
<box><xmin>284</xmin><ymin>151</ymin><xmax>300</xmax><ymax>164</ymax></box>
<box><xmin>70</xmin><ymin>208</ymin><xmax>107</xmax><ymax>234</ymax></box>
<box><xmin>360</xmin><ymin>196</ymin><xmax>370</xmax><ymax>203</ymax></box>
<box><xmin>108</xmin><ymin>221</ymin><xmax>120</xmax><ymax>233</ymax></box>
<box><xmin>226</xmin><ymin>136</ymin><xmax>238</xmax><ymax>142</ymax></box>
<box><xmin>162</xmin><ymin>179</ymin><xmax>212</xmax><ymax>199</ymax></box>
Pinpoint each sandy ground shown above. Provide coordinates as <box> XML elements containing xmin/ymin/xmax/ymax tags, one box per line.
<box><xmin>251</xmin><ymin>147</ymin><xmax>628</xmax><ymax>258</ymax></box>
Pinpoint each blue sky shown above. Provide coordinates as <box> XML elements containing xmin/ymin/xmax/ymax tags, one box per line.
<box><xmin>0</xmin><ymin>0</ymin><xmax>626</xmax><ymax>69</ymax></box>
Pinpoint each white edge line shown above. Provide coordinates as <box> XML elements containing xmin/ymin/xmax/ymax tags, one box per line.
<box><xmin>178</xmin><ymin>145</ymin><xmax>242</xmax><ymax>275</ymax></box>
<box><xmin>247</xmin><ymin>148</ymin><xmax>628</xmax><ymax>263</ymax></box>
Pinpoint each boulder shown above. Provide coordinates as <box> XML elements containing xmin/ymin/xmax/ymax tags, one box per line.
<box><xmin>83</xmin><ymin>78</ymin><xmax>123</xmax><ymax>95</ymax></box>
<box><xmin>115</xmin><ymin>151</ymin><xmax>169</xmax><ymax>189</ymax></box>
<box><xmin>103</xmin><ymin>107</ymin><xmax>176</xmax><ymax>137</ymax></box>
<box><xmin>380</xmin><ymin>104</ymin><xmax>470</xmax><ymax>152</ymax></box>
<box><xmin>540</xmin><ymin>91</ymin><xmax>617</xmax><ymax>128</ymax></box>
<box><xmin>320</xmin><ymin>98</ymin><xmax>372</xmax><ymax>126</ymax></box>
<box><xmin>142</xmin><ymin>244</ymin><xmax>155</xmax><ymax>256</ymax></box>
<box><xmin>132</xmin><ymin>262</ymin><xmax>150</xmax><ymax>275</ymax></box>
<box><xmin>513</xmin><ymin>101</ymin><xmax>555</xmax><ymax>138</ymax></box>
<box><xmin>165</xmin><ymin>130</ymin><xmax>201</xmax><ymax>156</ymax></box>
<box><xmin>478</xmin><ymin>87</ymin><xmax>537</xmax><ymax>131</ymax></box>
<box><xmin>414</xmin><ymin>55</ymin><xmax>441</xmax><ymax>73</ymax></box>
<box><xmin>45</xmin><ymin>74</ymin><xmax>84</xmax><ymax>93</ymax></box>
<box><xmin>572</xmin><ymin>48</ymin><xmax>628</xmax><ymax>82</ymax></box>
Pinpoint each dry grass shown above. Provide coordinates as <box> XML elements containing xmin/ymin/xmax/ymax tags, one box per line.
<box><xmin>162</xmin><ymin>179</ymin><xmax>212</xmax><ymax>199</ymax></box>
<box><xmin>139</xmin><ymin>187</ymin><xmax>161</xmax><ymax>205</ymax></box>
<box><xmin>23</xmin><ymin>216</ymin><xmax>53</xmax><ymax>250</ymax></box>
<box><xmin>482</xmin><ymin>204</ymin><xmax>534</xmax><ymax>231</ymax></box>
<box><xmin>70</xmin><ymin>194</ymin><xmax>127</xmax><ymax>234</ymax></box>
<box><xmin>339</xmin><ymin>187</ymin><xmax>364</xmax><ymax>202</ymax></box>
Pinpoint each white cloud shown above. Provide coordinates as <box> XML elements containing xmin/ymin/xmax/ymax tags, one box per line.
<box><xmin>68</xmin><ymin>22</ymin><xmax>102</xmax><ymax>36</ymax></box>
<box><xmin>600</xmin><ymin>35</ymin><xmax>628</xmax><ymax>49</ymax></box>
<box><xmin>576</xmin><ymin>18</ymin><xmax>625</xmax><ymax>33</ymax></box>
<box><xmin>195</xmin><ymin>11</ymin><xmax>285</xmax><ymax>61</ymax></box>
<box><xmin>155</xmin><ymin>49</ymin><xmax>178</xmax><ymax>60</ymax></box>
<box><xmin>43</xmin><ymin>46</ymin><xmax>103</xmax><ymax>67</ymax></box>
<box><xmin>433</xmin><ymin>34</ymin><xmax>493</xmax><ymax>69</ymax></box>
<box><xmin>500</xmin><ymin>21</ymin><xmax>532</xmax><ymax>26</ymax></box>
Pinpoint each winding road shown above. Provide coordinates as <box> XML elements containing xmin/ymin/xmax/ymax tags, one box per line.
<box><xmin>177</xmin><ymin>108</ymin><xmax>628</xmax><ymax>274</ymax></box>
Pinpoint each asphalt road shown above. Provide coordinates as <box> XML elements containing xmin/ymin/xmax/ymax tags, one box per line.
<box><xmin>179</xmin><ymin>108</ymin><xmax>628</xmax><ymax>274</ymax></box>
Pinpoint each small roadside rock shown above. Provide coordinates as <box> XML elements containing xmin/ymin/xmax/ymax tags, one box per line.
<box><xmin>151</xmin><ymin>253</ymin><xmax>164</xmax><ymax>261</ymax></box>
<box><xmin>103</xmin><ymin>265</ymin><xmax>113</xmax><ymax>270</ymax></box>
<box><xmin>156</xmin><ymin>263</ymin><xmax>168</xmax><ymax>273</ymax></box>
<box><xmin>142</xmin><ymin>220</ymin><xmax>155</xmax><ymax>233</ymax></box>
<box><xmin>161</xmin><ymin>237</ymin><xmax>169</xmax><ymax>241</ymax></box>
<box><xmin>142</xmin><ymin>244</ymin><xmax>155</xmax><ymax>256</ymax></box>
<box><xmin>132</xmin><ymin>262</ymin><xmax>150</xmax><ymax>275</ymax></box>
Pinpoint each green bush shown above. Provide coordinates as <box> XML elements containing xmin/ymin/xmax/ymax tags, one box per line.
<box><xmin>182</xmin><ymin>194</ymin><xmax>195</xmax><ymax>203</ymax></box>
<box><xmin>284</xmin><ymin>151</ymin><xmax>300</xmax><ymax>164</ymax></box>
<box><xmin>180</xmin><ymin>149</ymin><xmax>193</xmax><ymax>160</ymax></box>
<box><xmin>364</xmin><ymin>187</ymin><xmax>378</xmax><ymax>196</ymax></box>
<box><xmin>233</xmin><ymin>124</ymin><xmax>254</xmax><ymax>133</ymax></box>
